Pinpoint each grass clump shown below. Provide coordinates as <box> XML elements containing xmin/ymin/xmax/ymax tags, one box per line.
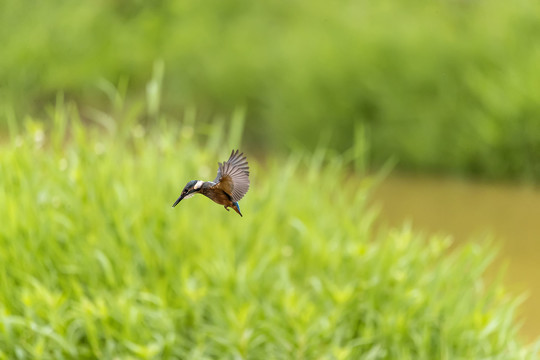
<box><xmin>0</xmin><ymin>105</ymin><xmax>537</xmax><ymax>359</ymax></box>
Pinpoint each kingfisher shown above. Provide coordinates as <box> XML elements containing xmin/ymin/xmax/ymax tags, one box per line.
<box><xmin>172</xmin><ymin>150</ymin><xmax>250</xmax><ymax>216</ymax></box>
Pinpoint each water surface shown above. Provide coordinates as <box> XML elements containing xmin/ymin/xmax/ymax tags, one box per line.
<box><xmin>371</xmin><ymin>174</ymin><xmax>540</xmax><ymax>341</ymax></box>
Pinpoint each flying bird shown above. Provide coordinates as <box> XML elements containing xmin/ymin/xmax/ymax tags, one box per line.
<box><xmin>172</xmin><ymin>150</ymin><xmax>250</xmax><ymax>216</ymax></box>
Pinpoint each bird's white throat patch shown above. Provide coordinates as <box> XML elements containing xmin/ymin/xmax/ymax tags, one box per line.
<box><xmin>194</xmin><ymin>180</ymin><xmax>204</xmax><ymax>190</ymax></box>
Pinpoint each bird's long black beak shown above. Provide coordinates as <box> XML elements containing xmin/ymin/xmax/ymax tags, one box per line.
<box><xmin>172</xmin><ymin>194</ymin><xmax>184</xmax><ymax>207</ymax></box>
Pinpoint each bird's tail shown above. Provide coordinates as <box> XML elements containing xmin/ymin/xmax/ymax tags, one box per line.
<box><xmin>232</xmin><ymin>202</ymin><xmax>243</xmax><ymax>217</ymax></box>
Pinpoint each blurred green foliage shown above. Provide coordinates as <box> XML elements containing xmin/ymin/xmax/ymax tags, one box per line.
<box><xmin>0</xmin><ymin>105</ymin><xmax>537</xmax><ymax>358</ymax></box>
<box><xmin>1</xmin><ymin>0</ymin><xmax>540</xmax><ymax>180</ymax></box>
<box><xmin>1</xmin><ymin>2</ymin><xmax>539</xmax><ymax>356</ymax></box>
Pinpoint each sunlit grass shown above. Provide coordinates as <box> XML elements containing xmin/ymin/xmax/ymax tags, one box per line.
<box><xmin>0</xmin><ymin>105</ymin><xmax>538</xmax><ymax>359</ymax></box>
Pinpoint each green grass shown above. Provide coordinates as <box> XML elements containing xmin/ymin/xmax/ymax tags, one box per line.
<box><xmin>2</xmin><ymin>0</ymin><xmax>540</xmax><ymax>180</ymax></box>
<box><xmin>0</xmin><ymin>103</ymin><xmax>537</xmax><ymax>359</ymax></box>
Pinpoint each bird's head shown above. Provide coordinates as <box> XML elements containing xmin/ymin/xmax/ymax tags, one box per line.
<box><xmin>172</xmin><ymin>180</ymin><xmax>204</xmax><ymax>207</ymax></box>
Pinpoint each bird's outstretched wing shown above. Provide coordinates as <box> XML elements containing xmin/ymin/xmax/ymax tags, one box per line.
<box><xmin>213</xmin><ymin>150</ymin><xmax>250</xmax><ymax>202</ymax></box>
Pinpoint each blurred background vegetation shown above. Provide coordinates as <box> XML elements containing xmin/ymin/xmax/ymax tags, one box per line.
<box><xmin>1</xmin><ymin>0</ymin><xmax>540</xmax><ymax>357</ymax></box>
<box><xmin>2</xmin><ymin>0</ymin><xmax>540</xmax><ymax>179</ymax></box>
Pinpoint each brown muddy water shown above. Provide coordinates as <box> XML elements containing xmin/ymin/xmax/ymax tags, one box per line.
<box><xmin>370</xmin><ymin>174</ymin><xmax>540</xmax><ymax>342</ymax></box>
